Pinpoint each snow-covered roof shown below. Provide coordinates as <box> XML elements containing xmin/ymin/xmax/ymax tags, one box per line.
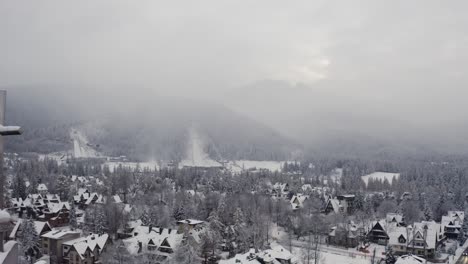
<box><xmin>112</xmin><ymin>195</ymin><xmax>122</xmax><ymax>203</ymax></box>
<box><xmin>219</xmin><ymin>244</ymin><xmax>297</xmax><ymax>264</ymax></box>
<box><xmin>395</xmin><ymin>255</ymin><xmax>425</xmax><ymax>264</ymax></box>
<box><xmin>0</xmin><ymin>241</ymin><xmax>18</xmax><ymax>264</ymax></box>
<box><xmin>388</xmin><ymin>221</ymin><xmax>441</xmax><ymax>250</ymax></box>
<box><xmin>386</xmin><ymin>213</ymin><xmax>404</xmax><ymax>224</ymax></box>
<box><xmin>290</xmin><ymin>194</ymin><xmax>308</xmax><ymax>210</ymax></box>
<box><xmin>177</xmin><ymin>219</ymin><xmax>204</xmax><ymax>225</ymax></box>
<box><xmin>42</xmin><ymin>229</ymin><xmax>80</xmax><ymax>239</ymax></box>
<box><xmin>9</xmin><ymin>219</ymin><xmax>51</xmax><ymax>239</ymax></box>
<box><xmin>326</xmin><ymin>198</ymin><xmax>340</xmax><ymax>213</ymax></box>
<box><xmin>46</xmin><ymin>202</ymin><xmax>70</xmax><ymax>214</ymax></box>
<box><xmin>63</xmin><ymin>233</ymin><xmax>109</xmax><ymax>259</ymax></box>
<box><xmin>219</xmin><ymin>250</ymin><xmax>261</xmax><ymax>264</ymax></box>
<box><xmin>122</xmin><ymin>226</ymin><xmax>183</xmax><ymax>255</ymax></box>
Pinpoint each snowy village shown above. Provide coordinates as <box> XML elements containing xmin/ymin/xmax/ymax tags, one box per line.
<box><xmin>2</xmin><ymin>1</ymin><xmax>468</xmax><ymax>264</ymax></box>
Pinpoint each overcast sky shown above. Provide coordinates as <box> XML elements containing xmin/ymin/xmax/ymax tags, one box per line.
<box><xmin>1</xmin><ymin>1</ymin><xmax>468</xmax><ymax>128</ymax></box>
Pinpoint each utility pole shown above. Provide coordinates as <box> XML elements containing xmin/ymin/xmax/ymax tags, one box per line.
<box><xmin>0</xmin><ymin>90</ymin><xmax>22</xmax><ymax>209</ymax></box>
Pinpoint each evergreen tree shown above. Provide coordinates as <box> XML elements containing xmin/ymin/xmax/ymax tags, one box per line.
<box><xmin>384</xmin><ymin>245</ymin><xmax>396</xmax><ymax>264</ymax></box>
<box><xmin>173</xmin><ymin>203</ymin><xmax>186</xmax><ymax>221</ymax></box>
<box><xmin>19</xmin><ymin>217</ymin><xmax>41</xmax><ymax>263</ymax></box>
<box><xmin>354</xmin><ymin>192</ymin><xmax>365</xmax><ymax>211</ymax></box>
<box><xmin>423</xmin><ymin>198</ymin><xmax>433</xmax><ymax>221</ymax></box>
<box><xmin>55</xmin><ymin>175</ymin><xmax>69</xmax><ymax>199</ymax></box>
<box><xmin>84</xmin><ymin>206</ymin><xmax>97</xmax><ymax>233</ymax></box>
<box><xmin>170</xmin><ymin>236</ymin><xmax>200</xmax><ymax>264</ymax></box>
<box><xmin>95</xmin><ymin>209</ymin><xmax>107</xmax><ymax>235</ymax></box>
<box><xmin>141</xmin><ymin>209</ymin><xmax>151</xmax><ymax>226</ymax></box>
<box><xmin>462</xmin><ymin>205</ymin><xmax>468</xmax><ymax>241</ymax></box>
<box><xmin>207</xmin><ymin>209</ymin><xmax>224</xmax><ymax>234</ymax></box>
<box><xmin>149</xmin><ymin>207</ymin><xmax>159</xmax><ymax>226</ymax></box>
<box><xmin>69</xmin><ymin>202</ymin><xmax>78</xmax><ymax>230</ymax></box>
<box><xmin>13</xmin><ymin>174</ymin><xmax>27</xmax><ymax>199</ymax></box>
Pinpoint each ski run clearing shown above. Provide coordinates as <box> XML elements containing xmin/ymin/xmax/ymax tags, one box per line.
<box><xmin>361</xmin><ymin>172</ymin><xmax>400</xmax><ymax>186</ymax></box>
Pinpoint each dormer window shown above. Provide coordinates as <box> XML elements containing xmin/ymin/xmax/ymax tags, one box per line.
<box><xmin>398</xmin><ymin>235</ymin><xmax>406</xmax><ymax>244</ymax></box>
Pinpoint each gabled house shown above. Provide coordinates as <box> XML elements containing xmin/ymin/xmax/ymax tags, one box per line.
<box><xmin>323</xmin><ymin>194</ymin><xmax>355</xmax><ymax>214</ymax></box>
<box><xmin>37</xmin><ymin>184</ymin><xmax>49</xmax><ymax>195</ymax></box>
<box><xmin>328</xmin><ymin>222</ymin><xmax>362</xmax><ymax>248</ymax></box>
<box><xmin>122</xmin><ymin>226</ymin><xmax>183</xmax><ymax>262</ymax></box>
<box><xmin>368</xmin><ymin>220</ymin><xmax>389</xmax><ymax>245</ymax></box>
<box><xmin>388</xmin><ymin>221</ymin><xmax>443</xmax><ymax>258</ymax></box>
<box><xmin>272</xmin><ymin>183</ymin><xmax>289</xmax><ymax>198</ymax></box>
<box><xmin>62</xmin><ymin>233</ymin><xmax>109</xmax><ymax>264</ymax></box>
<box><xmin>40</xmin><ymin>202</ymin><xmax>71</xmax><ymax>227</ymax></box>
<box><xmin>73</xmin><ymin>189</ymin><xmax>104</xmax><ymax>209</ymax></box>
<box><xmin>387</xmin><ymin>213</ymin><xmax>405</xmax><ymax>226</ymax></box>
<box><xmin>9</xmin><ymin>220</ymin><xmax>52</xmax><ymax>241</ymax></box>
<box><xmin>41</xmin><ymin>229</ymin><xmax>81</xmax><ymax>263</ymax></box>
<box><xmin>441</xmin><ymin>210</ymin><xmax>464</xmax><ymax>239</ymax></box>
<box><xmin>290</xmin><ymin>194</ymin><xmax>309</xmax><ymax>210</ymax></box>
<box><xmin>367</xmin><ymin>213</ymin><xmax>405</xmax><ymax>245</ymax></box>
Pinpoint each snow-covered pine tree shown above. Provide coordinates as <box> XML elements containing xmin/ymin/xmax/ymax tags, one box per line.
<box><xmin>12</xmin><ymin>174</ymin><xmax>27</xmax><ymax>199</ymax></box>
<box><xmin>207</xmin><ymin>209</ymin><xmax>224</xmax><ymax>234</ymax></box>
<box><xmin>170</xmin><ymin>236</ymin><xmax>200</xmax><ymax>264</ymax></box>
<box><xmin>462</xmin><ymin>204</ymin><xmax>468</xmax><ymax>242</ymax></box>
<box><xmin>173</xmin><ymin>203</ymin><xmax>186</xmax><ymax>221</ymax></box>
<box><xmin>83</xmin><ymin>205</ymin><xmax>97</xmax><ymax>232</ymax></box>
<box><xmin>55</xmin><ymin>175</ymin><xmax>69</xmax><ymax>200</ymax></box>
<box><xmin>217</xmin><ymin>196</ymin><xmax>227</xmax><ymax>224</ymax></box>
<box><xmin>95</xmin><ymin>209</ymin><xmax>107</xmax><ymax>235</ymax></box>
<box><xmin>423</xmin><ymin>198</ymin><xmax>433</xmax><ymax>221</ymax></box>
<box><xmin>140</xmin><ymin>209</ymin><xmax>151</xmax><ymax>226</ymax></box>
<box><xmin>19</xmin><ymin>217</ymin><xmax>41</xmax><ymax>262</ymax></box>
<box><xmin>69</xmin><ymin>202</ymin><xmax>78</xmax><ymax>230</ymax></box>
<box><xmin>149</xmin><ymin>207</ymin><xmax>159</xmax><ymax>226</ymax></box>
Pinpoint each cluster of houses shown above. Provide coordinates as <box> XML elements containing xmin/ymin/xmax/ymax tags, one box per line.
<box><xmin>328</xmin><ymin>211</ymin><xmax>465</xmax><ymax>260</ymax></box>
<box><xmin>219</xmin><ymin>244</ymin><xmax>297</xmax><ymax>264</ymax></box>
<box><xmin>271</xmin><ymin>182</ymin><xmax>334</xmax><ymax>211</ymax></box>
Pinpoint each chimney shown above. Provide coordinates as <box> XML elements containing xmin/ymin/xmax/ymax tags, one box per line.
<box><xmin>148</xmin><ymin>225</ymin><xmax>152</xmax><ymax>233</ymax></box>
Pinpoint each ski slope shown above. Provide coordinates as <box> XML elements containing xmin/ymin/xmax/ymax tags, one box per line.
<box><xmin>70</xmin><ymin>129</ymin><xmax>101</xmax><ymax>158</ymax></box>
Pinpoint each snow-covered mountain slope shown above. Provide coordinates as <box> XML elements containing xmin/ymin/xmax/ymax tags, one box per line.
<box><xmin>6</xmin><ymin>91</ymin><xmax>298</xmax><ymax>161</ymax></box>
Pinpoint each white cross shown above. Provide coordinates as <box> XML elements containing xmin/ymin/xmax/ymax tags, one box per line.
<box><xmin>0</xmin><ymin>90</ymin><xmax>22</xmax><ymax>209</ymax></box>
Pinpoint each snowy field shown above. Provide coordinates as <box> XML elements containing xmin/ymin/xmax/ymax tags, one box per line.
<box><xmin>361</xmin><ymin>172</ymin><xmax>400</xmax><ymax>186</ymax></box>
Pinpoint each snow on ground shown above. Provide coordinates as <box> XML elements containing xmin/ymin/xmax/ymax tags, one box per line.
<box><xmin>361</xmin><ymin>172</ymin><xmax>400</xmax><ymax>186</ymax></box>
<box><xmin>226</xmin><ymin>160</ymin><xmax>285</xmax><ymax>173</ymax></box>
<box><xmin>291</xmin><ymin>246</ymin><xmax>379</xmax><ymax>264</ymax></box>
<box><xmin>70</xmin><ymin>128</ymin><xmax>101</xmax><ymax>158</ymax></box>
<box><xmin>104</xmin><ymin>161</ymin><xmax>160</xmax><ymax>172</ymax></box>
